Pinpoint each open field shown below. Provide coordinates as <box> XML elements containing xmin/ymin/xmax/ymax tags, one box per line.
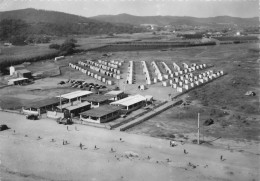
<box><xmin>0</xmin><ymin>111</ymin><xmax>259</xmax><ymax>181</ymax></box>
<box><xmin>126</xmin><ymin>43</ymin><xmax>260</xmax><ymax>142</ymax></box>
<box><xmin>0</xmin><ymin>44</ymin><xmax>58</xmax><ymax>64</ymax></box>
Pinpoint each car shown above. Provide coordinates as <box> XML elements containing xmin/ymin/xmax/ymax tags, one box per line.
<box><xmin>0</xmin><ymin>124</ymin><xmax>9</xmax><ymax>131</ymax></box>
<box><xmin>26</xmin><ymin>114</ymin><xmax>39</xmax><ymax>120</ymax></box>
<box><xmin>57</xmin><ymin>118</ymin><xmax>73</xmax><ymax>125</ymax></box>
<box><xmin>58</xmin><ymin>81</ymin><xmax>65</xmax><ymax>85</ymax></box>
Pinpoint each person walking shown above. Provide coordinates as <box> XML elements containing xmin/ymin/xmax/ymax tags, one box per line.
<box><xmin>67</xmin><ymin>126</ymin><xmax>68</xmax><ymax>131</ymax></box>
<box><xmin>79</xmin><ymin>143</ymin><xmax>82</xmax><ymax>150</ymax></box>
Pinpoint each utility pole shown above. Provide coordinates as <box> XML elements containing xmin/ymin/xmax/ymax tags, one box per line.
<box><xmin>197</xmin><ymin>112</ymin><xmax>200</xmax><ymax>145</ymax></box>
<box><xmin>59</xmin><ymin>94</ymin><xmax>62</xmax><ymax>111</ymax></box>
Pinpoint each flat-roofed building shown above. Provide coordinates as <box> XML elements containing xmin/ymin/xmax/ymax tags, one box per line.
<box><xmin>57</xmin><ymin>90</ymin><xmax>93</xmax><ymax>103</ymax></box>
<box><xmin>64</xmin><ymin>101</ymin><xmax>91</xmax><ymax>117</ymax></box>
<box><xmin>105</xmin><ymin>90</ymin><xmax>124</xmax><ymax>101</ymax></box>
<box><xmin>23</xmin><ymin>97</ymin><xmax>62</xmax><ymax>115</ymax></box>
<box><xmin>81</xmin><ymin>94</ymin><xmax>114</xmax><ymax>108</ymax></box>
<box><xmin>57</xmin><ymin>101</ymin><xmax>91</xmax><ymax>117</ymax></box>
<box><xmin>8</xmin><ymin>77</ymin><xmax>29</xmax><ymax>85</ymax></box>
<box><xmin>110</xmin><ymin>94</ymin><xmax>146</xmax><ymax>113</ymax></box>
<box><xmin>80</xmin><ymin>105</ymin><xmax>122</xmax><ymax>123</ymax></box>
<box><xmin>16</xmin><ymin>69</ymin><xmax>32</xmax><ymax>78</ymax></box>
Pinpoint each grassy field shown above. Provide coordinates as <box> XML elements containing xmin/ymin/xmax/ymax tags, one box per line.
<box><xmin>0</xmin><ymin>44</ymin><xmax>58</xmax><ymax>63</ymax></box>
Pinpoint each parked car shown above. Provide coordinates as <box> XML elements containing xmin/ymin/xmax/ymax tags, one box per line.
<box><xmin>26</xmin><ymin>114</ymin><xmax>39</xmax><ymax>120</ymax></box>
<box><xmin>57</xmin><ymin>118</ymin><xmax>73</xmax><ymax>125</ymax></box>
<box><xmin>0</xmin><ymin>124</ymin><xmax>9</xmax><ymax>131</ymax></box>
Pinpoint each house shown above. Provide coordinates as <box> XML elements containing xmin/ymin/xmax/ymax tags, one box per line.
<box><xmin>63</xmin><ymin>101</ymin><xmax>91</xmax><ymax>117</ymax></box>
<box><xmin>105</xmin><ymin>90</ymin><xmax>125</xmax><ymax>101</ymax></box>
<box><xmin>9</xmin><ymin>65</ymin><xmax>25</xmax><ymax>76</ymax></box>
<box><xmin>56</xmin><ymin>101</ymin><xmax>91</xmax><ymax>117</ymax></box>
<box><xmin>80</xmin><ymin>105</ymin><xmax>122</xmax><ymax>123</ymax></box>
<box><xmin>81</xmin><ymin>94</ymin><xmax>114</xmax><ymax>108</ymax></box>
<box><xmin>7</xmin><ymin>77</ymin><xmax>29</xmax><ymax>85</ymax></box>
<box><xmin>23</xmin><ymin>97</ymin><xmax>62</xmax><ymax>114</ymax></box>
<box><xmin>16</xmin><ymin>69</ymin><xmax>32</xmax><ymax>78</ymax></box>
<box><xmin>110</xmin><ymin>94</ymin><xmax>146</xmax><ymax>113</ymax></box>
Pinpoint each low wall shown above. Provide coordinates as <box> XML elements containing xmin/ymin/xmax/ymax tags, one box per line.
<box><xmin>119</xmin><ymin>100</ymin><xmax>183</xmax><ymax>131</ymax></box>
<box><xmin>0</xmin><ymin>108</ymin><xmax>22</xmax><ymax>115</ymax></box>
<box><xmin>110</xmin><ymin>101</ymin><xmax>167</xmax><ymax>129</ymax></box>
<box><xmin>73</xmin><ymin>119</ymin><xmax>108</xmax><ymax>129</ymax></box>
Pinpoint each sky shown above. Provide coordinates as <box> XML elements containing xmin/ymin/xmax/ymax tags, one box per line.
<box><xmin>0</xmin><ymin>0</ymin><xmax>258</xmax><ymax>18</ymax></box>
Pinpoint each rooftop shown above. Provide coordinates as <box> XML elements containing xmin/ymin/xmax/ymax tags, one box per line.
<box><xmin>25</xmin><ymin>97</ymin><xmax>61</xmax><ymax>109</ymax></box>
<box><xmin>65</xmin><ymin>101</ymin><xmax>91</xmax><ymax>111</ymax></box>
<box><xmin>81</xmin><ymin>94</ymin><xmax>114</xmax><ymax>103</ymax></box>
<box><xmin>105</xmin><ymin>90</ymin><xmax>124</xmax><ymax>96</ymax></box>
<box><xmin>57</xmin><ymin>101</ymin><xmax>81</xmax><ymax>110</ymax></box>
<box><xmin>110</xmin><ymin>94</ymin><xmax>146</xmax><ymax>107</ymax></box>
<box><xmin>80</xmin><ymin>105</ymin><xmax>122</xmax><ymax>118</ymax></box>
<box><xmin>8</xmin><ymin>77</ymin><xmax>28</xmax><ymax>82</ymax></box>
<box><xmin>16</xmin><ymin>69</ymin><xmax>31</xmax><ymax>74</ymax></box>
<box><xmin>57</xmin><ymin>90</ymin><xmax>93</xmax><ymax>100</ymax></box>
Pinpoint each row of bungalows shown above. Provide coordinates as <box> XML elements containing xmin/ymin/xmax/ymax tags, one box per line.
<box><xmin>110</xmin><ymin>59</ymin><xmax>124</xmax><ymax>66</ymax></box>
<box><xmin>126</xmin><ymin>61</ymin><xmax>134</xmax><ymax>84</ymax></box>
<box><xmin>141</xmin><ymin>61</ymin><xmax>152</xmax><ymax>85</ymax></box>
<box><xmin>79</xmin><ymin>61</ymin><xmax>121</xmax><ymax>77</ymax></box>
<box><xmin>151</xmin><ymin>61</ymin><xmax>164</xmax><ymax>82</ymax></box>
<box><xmin>69</xmin><ymin>63</ymin><xmax>115</xmax><ymax>85</ymax></box>
<box><xmin>159</xmin><ymin>62</ymin><xmax>207</xmax><ymax>78</ymax></box>
<box><xmin>161</xmin><ymin>62</ymin><xmax>172</xmax><ymax>74</ymax></box>
<box><xmin>80</xmin><ymin>60</ymin><xmax>121</xmax><ymax>74</ymax></box>
<box><xmin>171</xmin><ymin>70</ymin><xmax>224</xmax><ymax>92</ymax></box>
<box><xmin>98</xmin><ymin>60</ymin><xmax>121</xmax><ymax>69</ymax></box>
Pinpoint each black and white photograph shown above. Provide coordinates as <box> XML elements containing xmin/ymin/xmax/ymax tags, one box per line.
<box><xmin>0</xmin><ymin>0</ymin><xmax>259</xmax><ymax>180</ymax></box>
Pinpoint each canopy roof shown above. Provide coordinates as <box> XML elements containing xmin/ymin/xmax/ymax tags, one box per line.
<box><xmin>110</xmin><ymin>94</ymin><xmax>146</xmax><ymax>107</ymax></box>
<box><xmin>25</xmin><ymin>97</ymin><xmax>61</xmax><ymax>109</ymax></box>
<box><xmin>8</xmin><ymin>77</ymin><xmax>28</xmax><ymax>82</ymax></box>
<box><xmin>80</xmin><ymin>105</ymin><xmax>122</xmax><ymax>118</ymax></box>
<box><xmin>65</xmin><ymin>101</ymin><xmax>91</xmax><ymax>111</ymax></box>
<box><xmin>57</xmin><ymin>91</ymin><xmax>93</xmax><ymax>100</ymax></box>
<box><xmin>105</xmin><ymin>90</ymin><xmax>124</xmax><ymax>96</ymax></box>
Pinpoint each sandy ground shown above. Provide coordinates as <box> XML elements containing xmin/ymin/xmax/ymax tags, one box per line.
<box><xmin>0</xmin><ymin>111</ymin><xmax>259</xmax><ymax>181</ymax></box>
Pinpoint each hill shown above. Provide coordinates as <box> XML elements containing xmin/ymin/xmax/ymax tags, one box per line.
<box><xmin>91</xmin><ymin>14</ymin><xmax>258</xmax><ymax>27</ymax></box>
<box><xmin>0</xmin><ymin>8</ymin><xmax>145</xmax><ymax>42</ymax></box>
<box><xmin>0</xmin><ymin>8</ymin><xmax>97</xmax><ymax>24</ymax></box>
